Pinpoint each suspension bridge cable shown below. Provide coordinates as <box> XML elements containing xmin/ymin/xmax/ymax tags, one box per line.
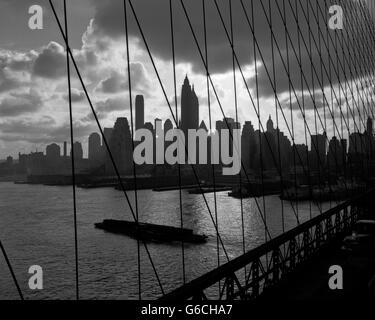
<box><xmin>122</xmin><ymin>0</ymin><xmax>142</xmax><ymax>300</ymax></box>
<box><xmin>202</xmin><ymin>0</ymin><xmax>221</xmax><ymax>292</ymax></box>
<box><xmin>127</xmin><ymin>0</ymin><xmax>243</xmax><ymax>264</ymax></box>
<box><xmin>252</xmin><ymin>0</ymin><xmax>352</xmax><ymax>214</ymax></box>
<box><xmin>49</xmin><ymin>0</ymin><xmax>165</xmax><ymax>296</ymax></box>
<box><xmin>312</xmin><ymin>3</ymin><xmax>335</xmax><ymax>208</ymax></box>
<box><xmin>220</xmin><ymin>0</ymin><xmax>327</xmax><ymax>221</ymax></box>
<box><xmin>168</xmin><ymin>0</ymin><xmax>186</xmax><ymax>285</ymax></box>
<box><xmin>178</xmin><ymin>0</ymin><xmax>275</xmax><ymax>240</ymax></box>
<box><xmin>286</xmin><ymin>0</ymin><xmax>300</xmax><ymax>219</ymax></box>
<box><xmin>245</xmin><ymin>0</ymin><xmax>329</xmax><ymax>220</ymax></box>
<box><xmin>63</xmin><ymin>0</ymin><xmax>79</xmax><ymax>300</ymax></box>
<box><xmin>353</xmin><ymin>1</ymin><xmax>375</xmax><ymax>122</ymax></box>
<box><xmin>347</xmin><ymin>0</ymin><xmax>375</xmax><ymax>181</ymax></box>
<box><xmin>249</xmin><ymin>0</ymin><xmax>269</xmax><ymax>263</ymax></box>
<box><xmin>280</xmin><ymin>0</ymin><xmax>353</xmax><ymax>205</ymax></box>
<box><xmin>268</xmin><ymin>0</ymin><xmax>360</xmax><ymax>197</ymax></box>
<box><xmin>310</xmin><ymin>1</ymin><xmax>368</xmax><ymax>160</ymax></box>
<box><xmin>0</xmin><ymin>241</ymin><xmax>23</xmax><ymax>300</ymax></box>
<box><xmin>301</xmin><ymin>0</ymin><xmax>369</xmax><ymax>139</ymax></box>
<box><xmin>267</xmin><ymin>0</ymin><xmax>287</xmax><ymax>236</ymax></box>
<box><xmin>344</xmin><ymin>1</ymin><xmax>375</xmax><ymax>146</ymax></box>
<box><xmin>259</xmin><ymin>0</ymin><xmax>331</xmax><ymax>212</ymax></box>
<box><xmin>354</xmin><ymin>1</ymin><xmax>375</xmax><ymax>125</ymax></box>
<box><xmin>228</xmin><ymin>0</ymin><xmax>247</xmax><ymax>278</ymax></box>
<box><xmin>211</xmin><ymin>0</ymin><xmax>304</xmax><ymax>226</ymax></box>
<box><xmin>334</xmin><ymin>0</ymin><xmax>367</xmax><ymax>184</ymax></box>
<box><xmin>319</xmin><ymin>0</ymin><xmax>341</xmax><ymax>207</ymax></box>
<box><xmin>318</xmin><ymin>0</ymin><xmax>357</xmax><ymax>198</ymax></box>
<box><xmin>312</xmin><ymin>0</ymin><xmax>368</xmax><ymax>181</ymax></box>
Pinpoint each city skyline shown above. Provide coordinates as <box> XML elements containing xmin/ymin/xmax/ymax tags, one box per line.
<box><xmin>2</xmin><ymin>0</ymin><xmax>375</xmax><ymax>303</ymax></box>
<box><xmin>3</xmin><ymin>76</ymin><xmax>374</xmax><ymax>181</ymax></box>
<box><xmin>1</xmin><ymin>1</ymin><xmax>374</xmax><ymax>159</ymax></box>
<box><xmin>2</xmin><ymin>86</ymin><xmax>374</xmax><ymax>165</ymax></box>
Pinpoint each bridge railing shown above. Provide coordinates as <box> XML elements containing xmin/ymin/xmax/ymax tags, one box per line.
<box><xmin>160</xmin><ymin>189</ymin><xmax>374</xmax><ymax>301</ymax></box>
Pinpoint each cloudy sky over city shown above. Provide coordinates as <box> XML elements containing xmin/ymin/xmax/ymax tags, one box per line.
<box><xmin>0</xmin><ymin>0</ymin><xmax>373</xmax><ymax>158</ymax></box>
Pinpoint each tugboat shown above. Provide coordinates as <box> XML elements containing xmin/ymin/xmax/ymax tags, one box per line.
<box><xmin>95</xmin><ymin>219</ymin><xmax>208</xmax><ymax>244</ymax></box>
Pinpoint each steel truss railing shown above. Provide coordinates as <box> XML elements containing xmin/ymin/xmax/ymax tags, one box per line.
<box><xmin>160</xmin><ymin>189</ymin><xmax>372</xmax><ymax>301</ymax></box>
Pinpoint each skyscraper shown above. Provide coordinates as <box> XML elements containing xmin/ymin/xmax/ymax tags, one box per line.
<box><xmin>71</xmin><ymin>142</ymin><xmax>83</xmax><ymax>161</ymax></box>
<box><xmin>310</xmin><ymin>133</ymin><xmax>327</xmax><ymax>170</ymax></box>
<box><xmin>181</xmin><ymin>75</ymin><xmax>199</xmax><ymax>137</ymax></box>
<box><xmin>106</xmin><ymin>118</ymin><xmax>132</xmax><ymax>174</ymax></box>
<box><xmin>89</xmin><ymin>132</ymin><xmax>102</xmax><ymax>163</ymax></box>
<box><xmin>327</xmin><ymin>136</ymin><xmax>343</xmax><ymax>169</ymax></box>
<box><xmin>241</xmin><ymin>121</ymin><xmax>256</xmax><ymax>171</ymax></box>
<box><xmin>135</xmin><ymin>95</ymin><xmax>144</xmax><ymax>130</ymax></box>
<box><xmin>46</xmin><ymin>143</ymin><xmax>60</xmax><ymax>162</ymax></box>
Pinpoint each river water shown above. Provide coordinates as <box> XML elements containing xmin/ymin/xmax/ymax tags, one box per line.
<box><xmin>0</xmin><ymin>182</ymin><xmax>331</xmax><ymax>299</ymax></box>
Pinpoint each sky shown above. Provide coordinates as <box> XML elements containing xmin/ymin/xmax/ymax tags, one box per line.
<box><xmin>0</xmin><ymin>0</ymin><xmax>374</xmax><ymax>158</ymax></box>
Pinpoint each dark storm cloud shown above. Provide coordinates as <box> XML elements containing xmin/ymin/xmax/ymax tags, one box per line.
<box><xmin>90</xmin><ymin>0</ymin><xmax>255</xmax><ymax>74</ymax></box>
<box><xmin>0</xmin><ymin>117</ymin><xmax>94</xmax><ymax>144</ymax></box>
<box><xmin>0</xmin><ymin>90</ymin><xmax>43</xmax><ymax>117</ymax></box>
<box><xmin>90</xmin><ymin>0</ymin><xmax>372</xmax><ymax>99</ymax></box>
<box><xmin>287</xmin><ymin>93</ymin><xmax>325</xmax><ymax>111</ymax></box>
<box><xmin>33</xmin><ymin>42</ymin><xmax>66</xmax><ymax>79</ymax></box>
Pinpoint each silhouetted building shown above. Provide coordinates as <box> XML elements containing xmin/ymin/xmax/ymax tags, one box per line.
<box><xmin>6</xmin><ymin>156</ymin><xmax>13</xmax><ymax>166</ymax></box>
<box><xmin>135</xmin><ymin>95</ymin><xmax>144</xmax><ymax>130</ymax></box>
<box><xmin>71</xmin><ymin>142</ymin><xmax>83</xmax><ymax>161</ymax></box>
<box><xmin>106</xmin><ymin>118</ymin><xmax>132</xmax><ymax>174</ymax></box>
<box><xmin>241</xmin><ymin>121</ymin><xmax>256</xmax><ymax>172</ymax></box>
<box><xmin>349</xmin><ymin>132</ymin><xmax>364</xmax><ymax>154</ymax></box>
<box><xmin>89</xmin><ymin>133</ymin><xmax>102</xmax><ymax>164</ymax></box>
<box><xmin>46</xmin><ymin>143</ymin><xmax>61</xmax><ymax>163</ymax></box>
<box><xmin>164</xmin><ymin>119</ymin><xmax>173</xmax><ymax>133</ymax></box>
<box><xmin>327</xmin><ymin>136</ymin><xmax>343</xmax><ymax>170</ymax></box>
<box><xmin>144</xmin><ymin>122</ymin><xmax>154</xmax><ymax>132</ymax></box>
<box><xmin>181</xmin><ymin>76</ymin><xmax>199</xmax><ymax>138</ymax></box>
<box><xmin>63</xmin><ymin>141</ymin><xmax>67</xmax><ymax>157</ymax></box>
<box><xmin>310</xmin><ymin>133</ymin><xmax>327</xmax><ymax>171</ymax></box>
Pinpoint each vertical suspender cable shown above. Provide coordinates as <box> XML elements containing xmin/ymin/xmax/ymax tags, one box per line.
<box><xmin>63</xmin><ymin>0</ymin><xmax>79</xmax><ymax>300</ymax></box>
<box><xmin>202</xmin><ymin>0</ymin><xmax>221</xmax><ymax>293</ymax></box>
<box><xmin>123</xmin><ymin>0</ymin><xmax>141</xmax><ymax>299</ymax></box>
<box><xmin>268</xmin><ymin>0</ymin><xmax>286</xmax><ymax>237</ymax></box>
<box><xmin>169</xmin><ymin>0</ymin><xmax>186</xmax><ymax>285</ymax></box>
<box><xmin>228</xmin><ymin>0</ymin><xmax>247</xmax><ymax>276</ymax></box>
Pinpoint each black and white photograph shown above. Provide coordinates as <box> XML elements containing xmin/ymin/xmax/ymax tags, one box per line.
<box><xmin>1</xmin><ymin>0</ymin><xmax>375</xmax><ymax>314</ymax></box>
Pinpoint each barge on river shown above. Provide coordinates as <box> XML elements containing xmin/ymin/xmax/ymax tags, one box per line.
<box><xmin>95</xmin><ymin>219</ymin><xmax>207</xmax><ymax>244</ymax></box>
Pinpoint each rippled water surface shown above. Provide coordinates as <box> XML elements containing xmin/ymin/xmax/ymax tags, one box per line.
<box><xmin>0</xmin><ymin>182</ymin><xmax>331</xmax><ymax>299</ymax></box>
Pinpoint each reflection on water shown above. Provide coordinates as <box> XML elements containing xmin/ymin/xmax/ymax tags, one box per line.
<box><xmin>0</xmin><ymin>182</ymin><xmax>331</xmax><ymax>299</ymax></box>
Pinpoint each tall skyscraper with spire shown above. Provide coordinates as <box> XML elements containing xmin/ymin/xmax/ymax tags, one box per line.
<box><xmin>180</xmin><ymin>75</ymin><xmax>199</xmax><ymax>137</ymax></box>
